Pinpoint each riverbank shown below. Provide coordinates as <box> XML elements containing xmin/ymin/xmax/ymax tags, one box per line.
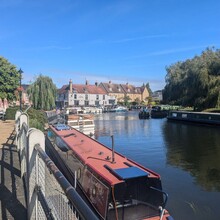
<box><xmin>0</xmin><ymin>120</ymin><xmax>15</xmax><ymax>148</ymax></box>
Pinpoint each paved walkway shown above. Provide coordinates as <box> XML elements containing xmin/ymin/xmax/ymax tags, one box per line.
<box><xmin>0</xmin><ymin>120</ymin><xmax>27</xmax><ymax>220</ymax></box>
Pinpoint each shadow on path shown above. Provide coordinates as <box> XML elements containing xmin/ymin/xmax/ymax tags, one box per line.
<box><xmin>0</xmin><ymin>128</ymin><xmax>27</xmax><ymax>220</ymax></box>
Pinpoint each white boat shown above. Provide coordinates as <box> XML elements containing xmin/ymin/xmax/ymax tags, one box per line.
<box><xmin>65</xmin><ymin>114</ymin><xmax>95</xmax><ymax>136</ymax></box>
<box><xmin>109</xmin><ymin>106</ymin><xmax>128</xmax><ymax>112</ymax></box>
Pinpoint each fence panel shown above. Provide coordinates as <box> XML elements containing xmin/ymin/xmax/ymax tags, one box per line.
<box><xmin>14</xmin><ymin>112</ymin><xmax>98</xmax><ymax>220</ymax></box>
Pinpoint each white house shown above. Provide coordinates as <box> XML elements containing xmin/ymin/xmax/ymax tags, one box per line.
<box><xmin>56</xmin><ymin>80</ymin><xmax>117</xmax><ymax>108</ymax></box>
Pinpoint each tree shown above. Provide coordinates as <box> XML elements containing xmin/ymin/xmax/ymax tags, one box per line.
<box><xmin>27</xmin><ymin>74</ymin><xmax>57</xmax><ymax>110</ymax></box>
<box><xmin>133</xmin><ymin>97</ymin><xmax>141</xmax><ymax>106</ymax></box>
<box><xmin>0</xmin><ymin>56</ymin><xmax>20</xmax><ymax>101</ymax></box>
<box><xmin>124</xmin><ymin>95</ymin><xmax>131</xmax><ymax>106</ymax></box>
<box><xmin>163</xmin><ymin>47</ymin><xmax>220</xmax><ymax>110</ymax></box>
<box><xmin>145</xmin><ymin>82</ymin><xmax>153</xmax><ymax>95</ymax></box>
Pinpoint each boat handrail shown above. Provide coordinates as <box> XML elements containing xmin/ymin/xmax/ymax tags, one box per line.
<box><xmin>150</xmin><ymin>186</ymin><xmax>168</xmax><ymax>220</ymax></box>
<box><xmin>150</xmin><ymin>186</ymin><xmax>168</xmax><ymax>208</ymax></box>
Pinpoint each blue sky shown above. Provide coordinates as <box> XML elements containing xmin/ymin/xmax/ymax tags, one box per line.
<box><xmin>1</xmin><ymin>0</ymin><xmax>220</xmax><ymax>91</ymax></box>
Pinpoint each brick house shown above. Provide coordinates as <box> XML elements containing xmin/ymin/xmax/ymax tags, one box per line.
<box><xmin>99</xmin><ymin>81</ymin><xmax>149</xmax><ymax>104</ymax></box>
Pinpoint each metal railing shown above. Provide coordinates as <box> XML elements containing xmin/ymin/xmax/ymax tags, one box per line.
<box><xmin>15</xmin><ymin>111</ymin><xmax>98</xmax><ymax>220</ymax></box>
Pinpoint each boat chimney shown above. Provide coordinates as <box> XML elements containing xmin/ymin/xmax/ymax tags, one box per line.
<box><xmin>111</xmin><ymin>135</ymin><xmax>115</xmax><ymax>163</ymax></box>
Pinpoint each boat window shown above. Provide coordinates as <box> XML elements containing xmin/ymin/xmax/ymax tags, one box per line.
<box><xmin>81</xmin><ymin>168</ymin><xmax>109</xmax><ymax>219</ymax></box>
<box><xmin>77</xmin><ymin>168</ymin><xmax>81</xmax><ymax>179</ymax></box>
<box><xmin>172</xmin><ymin>113</ymin><xmax>177</xmax><ymax>117</ymax></box>
<box><xmin>69</xmin><ymin>122</ymin><xmax>79</xmax><ymax>126</ymax></box>
<box><xmin>92</xmin><ymin>187</ymin><xmax>96</xmax><ymax>196</ymax></box>
<box><xmin>55</xmin><ymin>136</ymin><xmax>70</xmax><ymax>152</ymax></box>
<box><xmin>84</xmin><ymin>121</ymin><xmax>93</xmax><ymax>125</ymax></box>
<box><xmin>182</xmin><ymin>114</ymin><xmax>187</xmax><ymax>118</ymax></box>
<box><xmin>47</xmin><ymin>129</ymin><xmax>56</xmax><ymax>142</ymax></box>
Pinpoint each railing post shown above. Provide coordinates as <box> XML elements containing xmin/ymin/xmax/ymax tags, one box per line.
<box><xmin>19</xmin><ymin>113</ymin><xmax>29</xmax><ymax>177</ymax></box>
<box><xmin>27</xmin><ymin>128</ymin><xmax>45</xmax><ymax>220</ymax></box>
<box><xmin>15</xmin><ymin>110</ymin><xmax>22</xmax><ymax>147</ymax></box>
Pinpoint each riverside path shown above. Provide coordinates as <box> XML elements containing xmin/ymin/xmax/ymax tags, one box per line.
<box><xmin>0</xmin><ymin>120</ymin><xmax>27</xmax><ymax>220</ymax></box>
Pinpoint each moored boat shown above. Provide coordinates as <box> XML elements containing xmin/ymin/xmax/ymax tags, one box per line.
<box><xmin>167</xmin><ymin>111</ymin><xmax>220</xmax><ymax>126</ymax></box>
<box><xmin>139</xmin><ymin>107</ymin><xmax>150</xmax><ymax>119</ymax></box>
<box><xmin>65</xmin><ymin>114</ymin><xmax>95</xmax><ymax>136</ymax></box>
<box><xmin>109</xmin><ymin>106</ymin><xmax>128</xmax><ymax>112</ymax></box>
<box><xmin>46</xmin><ymin>124</ymin><xmax>174</xmax><ymax>220</ymax></box>
<box><xmin>151</xmin><ymin>106</ymin><xmax>168</xmax><ymax>119</ymax></box>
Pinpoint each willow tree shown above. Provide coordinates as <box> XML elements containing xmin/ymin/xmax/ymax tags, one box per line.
<box><xmin>163</xmin><ymin>47</ymin><xmax>220</xmax><ymax>110</ymax></box>
<box><xmin>27</xmin><ymin>75</ymin><xmax>57</xmax><ymax>110</ymax></box>
<box><xmin>0</xmin><ymin>56</ymin><xmax>20</xmax><ymax>101</ymax></box>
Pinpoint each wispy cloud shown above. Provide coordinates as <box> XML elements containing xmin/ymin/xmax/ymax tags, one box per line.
<box><xmin>111</xmin><ymin>34</ymin><xmax>169</xmax><ymax>43</ymax></box>
<box><xmin>149</xmin><ymin>45</ymin><xmax>209</xmax><ymax>56</ymax></box>
<box><xmin>125</xmin><ymin>44</ymin><xmax>219</xmax><ymax>60</ymax></box>
<box><xmin>89</xmin><ymin>34</ymin><xmax>169</xmax><ymax>45</ymax></box>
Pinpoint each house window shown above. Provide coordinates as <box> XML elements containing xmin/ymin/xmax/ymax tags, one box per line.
<box><xmin>85</xmin><ymin>94</ymin><xmax>88</xmax><ymax>100</ymax></box>
<box><xmin>103</xmin><ymin>95</ymin><xmax>105</xmax><ymax>100</ymax></box>
<box><xmin>95</xmin><ymin>101</ymin><xmax>99</xmax><ymax>106</ymax></box>
<box><xmin>74</xmin><ymin>94</ymin><xmax>77</xmax><ymax>99</ymax></box>
<box><xmin>85</xmin><ymin>100</ymin><xmax>89</xmax><ymax>106</ymax></box>
<box><xmin>74</xmin><ymin>100</ymin><xmax>79</xmax><ymax>106</ymax></box>
<box><xmin>96</xmin><ymin>95</ymin><xmax>99</xmax><ymax>100</ymax></box>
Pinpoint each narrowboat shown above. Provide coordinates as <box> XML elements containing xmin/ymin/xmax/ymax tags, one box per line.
<box><xmin>167</xmin><ymin>111</ymin><xmax>220</xmax><ymax>126</ymax></box>
<box><xmin>139</xmin><ymin>107</ymin><xmax>150</xmax><ymax>119</ymax></box>
<box><xmin>65</xmin><ymin>114</ymin><xmax>95</xmax><ymax>136</ymax></box>
<box><xmin>151</xmin><ymin>106</ymin><xmax>168</xmax><ymax>119</ymax></box>
<box><xmin>46</xmin><ymin>124</ymin><xmax>173</xmax><ymax>220</ymax></box>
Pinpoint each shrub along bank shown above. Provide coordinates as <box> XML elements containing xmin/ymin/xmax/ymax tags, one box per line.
<box><xmin>5</xmin><ymin>106</ymin><xmax>47</xmax><ymax>131</ymax></box>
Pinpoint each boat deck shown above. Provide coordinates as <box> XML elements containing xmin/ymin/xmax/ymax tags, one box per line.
<box><xmin>50</xmin><ymin>125</ymin><xmax>160</xmax><ymax>186</ymax></box>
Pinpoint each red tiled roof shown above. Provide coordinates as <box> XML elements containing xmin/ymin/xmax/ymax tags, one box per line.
<box><xmin>58</xmin><ymin>84</ymin><xmax>107</xmax><ymax>95</ymax></box>
<box><xmin>100</xmin><ymin>82</ymin><xmax>125</xmax><ymax>93</ymax></box>
<box><xmin>100</xmin><ymin>82</ymin><xmax>144</xmax><ymax>94</ymax></box>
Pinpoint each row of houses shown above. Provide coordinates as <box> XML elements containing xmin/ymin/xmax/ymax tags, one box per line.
<box><xmin>18</xmin><ymin>80</ymin><xmax>162</xmax><ymax>109</ymax></box>
<box><xmin>56</xmin><ymin>80</ymin><xmax>150</xmax><ymax>108</ymax></box>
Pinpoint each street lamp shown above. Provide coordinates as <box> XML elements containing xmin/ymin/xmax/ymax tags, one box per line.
<box><xmin>18</xmin><ymin>68</ymin><xmax>23</xmax><ymax>111</ymax></box>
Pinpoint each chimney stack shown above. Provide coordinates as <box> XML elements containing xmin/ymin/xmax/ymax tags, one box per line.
<box><xmin>69</xmin><ymin>79</ymin><xmax>72</xmax><ymax>93</ymax></box>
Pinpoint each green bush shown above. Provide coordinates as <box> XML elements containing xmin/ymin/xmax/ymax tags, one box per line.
<box><xmin>29</xmin><ymin>118</ymin><xmax>45</xmax><ymax>131</ymax></box>
<box><xmin>5</xmin><ymin>106</ymin><xmax>47</xmax><ymax>131</ymax></box>
<box><xmin>203</xmin><ymin>108</ymin><xmax>220</xmax><ymax>113</ymax></box>
<box><xmin>5</xmin><ymin>106</ymin><xmax>20</xmax><ymax>120</ymax></box>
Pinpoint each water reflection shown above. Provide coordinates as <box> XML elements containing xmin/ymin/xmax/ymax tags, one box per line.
<box><xmin>163</xmin><ymin>121</ymin><xmax>220</xmax><ymax>191</ymax></box>
<box><xmin>94</xmin><ymin>112</ymin><xmax>220</xmax><ymax>219</ymax></box>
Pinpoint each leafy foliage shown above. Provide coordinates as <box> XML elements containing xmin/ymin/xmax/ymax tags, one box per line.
<box><xmin>5</xmin><ymin>106</ymin><xmax>47</xmax><ymax>131</ymax></box>
<box><xmin>27</xmin><ymin>74</ymin><xmax>57</xmax><ymax>110</ymax></box>
<box><xmin>145</xmin><ymin>82</ymin><xmax>153</xmax><ymax>95</ymax></box>
<box><xmin>0</xmin><ymin>56</ymin><xmax>20</xmax><ymax>101</ymax></box>
<box><xmin>163</xmin><ymin>48</ymin><xmax>220</xmax><ymax>110</ymax></box>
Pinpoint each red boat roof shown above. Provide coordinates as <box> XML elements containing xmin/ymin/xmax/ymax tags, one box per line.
<box><xmin>49</xmin><ymin>125</ymin><xmax>160</xmax><ymax>186</ymax></box>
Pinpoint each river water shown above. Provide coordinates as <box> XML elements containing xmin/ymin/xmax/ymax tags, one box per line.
<box><xmin>94</xmin><ymin>111</ymin><xmax>220</xmax><ymax>220</ymax></box>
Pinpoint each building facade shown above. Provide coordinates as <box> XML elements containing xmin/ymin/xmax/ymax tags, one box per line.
<box><xmin>57</xmin><ymin>80</ymin><xmax>117</xmax><ymax>108</ymax></box>
<box><xmin>99</xmin><ymin>81</ymin><xmax>149</xmax><ymax>104</ymax></box>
